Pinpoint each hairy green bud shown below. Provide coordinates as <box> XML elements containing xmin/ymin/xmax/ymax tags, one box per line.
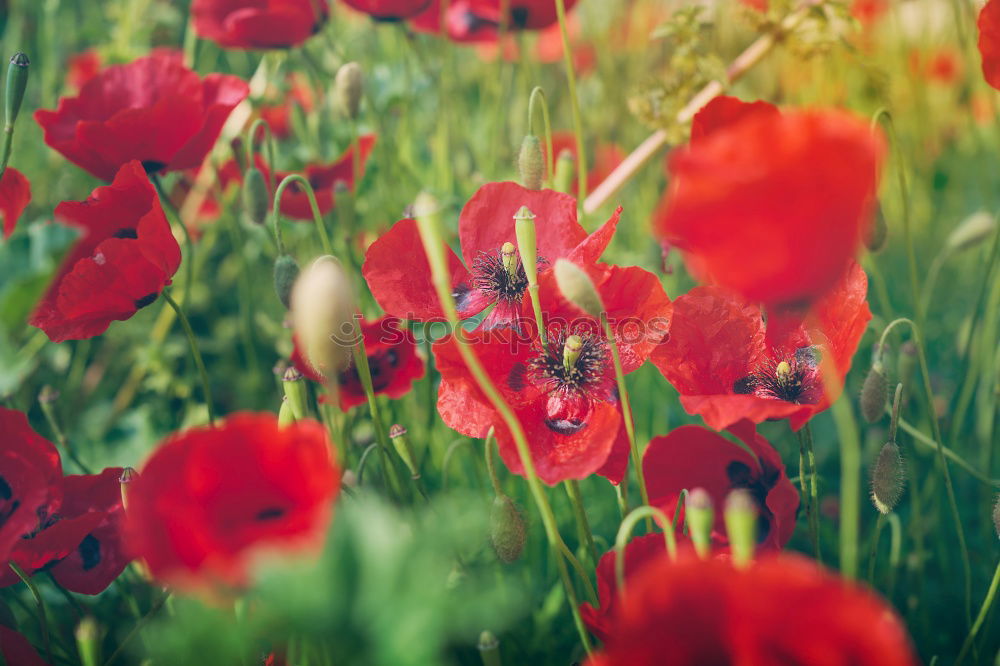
<box><xmin>860</xmin><ymin>363</ymin><xmax>888</xmax><ymax>424</ymax></box>
<box><xmin>870</xmin><ymin>441</ymin><xmax>905</xmax><ymax>515</ymax></box>
<box><xmin>242</xmin><ymin>166</ymin><xmax>270</xmax><ymax>225</ymax></box>
<box><xmin>518</xmin><ymin>135</ymin><xmax>544</xmax><ymax>190</ymax></box>
<box><xmin>273</xmin><ymin>254</ymin><xmax>300</xmax><ymax>310</ymax></box>
<box><xmin>490</xmin><ymin>495</ymin><xmax>527</xmax><ymax>564</ymax></box>
<box><xmin>554</xmin><ymin>259</ymin><xmax>603</xmax><ymax>317</ymax></box>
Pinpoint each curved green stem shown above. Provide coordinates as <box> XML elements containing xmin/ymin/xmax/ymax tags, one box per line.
<box><xmin>9</xmin><ymin>562</ymin><xmax>50</xmax><ymax>663</ymax></box>
<box><xmin>564</xmin><ymin>479</ymin><xmax>597</xmax><ymax>564</ymax></box>
<box><xmin>553</xmin><ymin>0</ymin><xmax>587</xmax><ymax>203</ymax></box>
<box><xmin>162</xmin><ymin>290</ymin><xmax>215</xmax><ymax>426</ymax></box>
<box><xmin>247</xmin><ymin>118</ymin><xmax>277</xmax><ymax>195</ymax></box>
<box><xmin>614</xmin><ymin>506</ymin><xmax>677</xmax><ymax>597</ymax></box>
<box><xmin>896</xmin><ymin>417</ymin><xmax>1000</xmax><ymax>487</ymax></box>
<box><xmin>484</xmin><ymin>428</ymin><xmax>504</xmax><ymax>497</ymax></box>
<box><xmin>273</xmin><ymin>174</ymin><xmax>333</xmax><ymax>256</ymax></box>
<box><xmin>527</xmin><ymin>86</ymin><xmax>554</xmax><ymax>183</ymax></box>
<box><xmin>954</xmin><ymin>558</ymin><xmax>1000</xmax><ymax>666</ymax></box>
<box><xmin>352</xmin><ymin>338</ymin><xmax>404</xmax><ymax>501</ymax></box>
<box><xmin>831</xmin><ymin>395</ymin><xmax>861</xmax><ymax>578</ymax></box>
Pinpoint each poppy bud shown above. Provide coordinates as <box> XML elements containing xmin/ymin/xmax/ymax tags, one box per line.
<box><xmin>334</xmin><ymin>180</ymin><xmax>355</xmax><ymax>231</ymax></box>
<box><xmin>865</xmin><ymin>202</ymin><xmax>888</xmax><ymax>253</ymax></box>
<box><xmin>993</xmin><ymin>494</ymin><xmax>999</xmax><ymax>540</ymax></box>
<box><xmin>518</xmin><ymin>135</ymin><xmax>544</xmax><ymax>190</ymax></box>
<box><xmin>478</xmin><ymin>630</ymin><xmax>501</xmax><ymax>666</ymax></box>
<box><xmin>686</xmin><ymin>487</ymin><xmax>714</xmax><ymax>559</ymax></box>
<box><xmin>75</xmin><ymin>616</ymin><xmax>100</xmax><ymax>666</ymax></box>
<box><xmin>870</xmin><ymin>441</ymin><xmax>905</xmax><ymax>515</ymax></box>
<box><xmin>334</xmin><ymin>62</ymin><xmax>364</xmax><ymax>120</ymax></box>
<box><xmin>290</xmin><ymin>255</ymin><xmax>358</xmax><ymax>383</ymax></box>
<box><xmin>119</xmin><ymin>467</ymin><xmax>137</xmax><ymax>514</ymax></box>
<box><xmin>230</xmin><ymin>136</ymin><xmax>247</xmax><ymax>174</ymax></box>
<box><xmin>273</xmin><ymin>254</ymin><xmax>300</xmax><ymax>309</ymax></box>
<box><xmin>490</xmin><ymin>495</ymin><xmax>527</xmax><ymax>564</ymax></box>
<box><xmin>514</xmin><ymin>205</ymin><xmax>538</xmax><ymax>285</ymax></box>
<box><xmin>553</xmin><ymin>148</ymin><xmax>575</xmax><ymax>194</ymax></box>
<box><xmin>5</xmin><ymin>52</ymin><xmax>28</xmax><ymax>128</ymax></box>
<box><xmin>945</xmin><ymin>211</ymin><xmax>997</xmax><ymax>255</ymax></box>
<box><xmin>242</xmin><ymin>166</ymin><xmax>270</xmax><ymax>225</ymax></box>
<box><xmin>389</xmin><ymin>424</ymin><xmax>419</xmax><ymax>478</ymax></box>
<box><xmin>554</xmin><ymin>259</ymin><xmax>604</xmax><ymax>317</ymax></box>
<box><xmin>282</xmin><ymin>366</ymin><xmax>308</xmax><ymax>422</ymax></box>
<box><xmin>723</xmin><ymin>488</ymin><xmax>757</xmax><ymax>568</ymax></box>
<box><xmin>860</xmin><ymin>362</ymin><xmax>888</xmax><ymax>423</ymax></box>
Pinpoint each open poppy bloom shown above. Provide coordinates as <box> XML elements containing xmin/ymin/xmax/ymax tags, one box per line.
<box><xmin>651</xmin><ymin>261</ymin><xmax>871</xmax><ymax>432</ymax></box>
<box><xmin>292</xmin><ymin>315</ymin><xmax>426</xmax><ymax>410</ymax></box>
<box><xmin>342</xmin><ymin>0</ymin><xmax>432</xmax><ymax>21</ymax></box>
<box><xmin>433</xmin><ymin>261</ymin><xmax>671</xmax><ymax>485</ymax></box>
<box><xmin>191</xmin><ymin>0</ymin><xmax>330</xmax><ymax>50</ymax></box>
<box><xmin>580</xmin><ymin>421</ymin><xmax>797</xmax><ymax>639</ymax></box>
<box><xmin>0</xmin><ymin>467</ymin><xmax>130</xmax><ymax>595</ymax></box>
<box><xmin>66</xmin><ymin>49</ymin><xmax>102</xmax><ymax>92</ymax></box>
<box><xmin>30</xmin><ymin>161</ymin><xmax>181</xmax><ymax>343</ymax></box>
<box><xmin>124</xmin><ymin>413</ymin><xmax>340</xmax><ymax>591</ymax></box>
<box><xmin>0</xmin><ymin>625</ymin><xmax>50</xmax><ymax>666</ymax></box>
<box><xmin>547</xmin><ymin>132</ymin><xmax>625</xmax><ymax>196</ymax></box>
<box><xmin>411</xmin><ymin>0</ymin><xmax>579</xmax><ymax>43</ymax></box>
<box><xmin>35</xmin><ymin>51</ymin><xmax>249</xmax><ymax>181</ymax></box>
<box><xmin>363</xmin><ymin>182</ymin><xmax>620</xmax><ymax>332</ymax></box>
<box><xmin>655</xmin><ymin>101</ymin><xmax>884</xmax><ymax>309</ymax></box>
<box><xmin>979</xmin><ymin>0</ymin><xmax>1000</xmax><ymax>89</ymax></box>
<box><xmin>585</xmin><ymin>553</ymin><xmax>918</xmax><ymax>666</ymax></box>
<box><xmin>0</xmin><ymin>167</ymin><xmax>31</xmax><ymax>239</ymax></box>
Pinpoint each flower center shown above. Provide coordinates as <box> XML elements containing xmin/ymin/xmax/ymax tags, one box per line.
<box><xmin>471</xmin><ymin>241</ymin><xmax>530</xmax><ymax>304</ymax></box>
<box><xmin>527</xmin><ymin>330</ymin><xmax>609</xmax><ymax>435</ymax></box>
<box><xmin>733</xmin><ymin>346</ymin><xmax>821</xmax><ymax>405</ymax></box>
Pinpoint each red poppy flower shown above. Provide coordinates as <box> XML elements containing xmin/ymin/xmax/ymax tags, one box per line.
<box><xmin>291</xmin><ymin>315</ymin><xmax>426</xmax><ymax>410</ymax></box>
<box><xmin>476</xmin><ymin>14</ymin><xmax>596</xmax><ymax>73</ymax></box>
<box><xmin>0</xmin><ymin>626</ymin><xmax>50</xmax><ymax>666</ymax></box>
<box><xmin>547</xmin><ymin>132</ymin><xmax>625</xmax><ymax>196</ymax></box>
<box><xmin>0</xmin><ymin>408</ymin><xmax>62</xmax><ymax>565</ymax></box>
<box><xmin>655</xmin><ymin>104</ymin><xmax>884</xmax><ymax>309</ymax></box>
<box><xmin>363</xmin><ymin>182</ymin><xmax>620</xmax><ymax>331</ymax></box>
<box><xmin>411</xmin><ymin>0</ymin><xmax>579</xmax><ymax>43</ymax></box>
<box><xmin>342</xmin><ymin>0</ymin><xmax>432</xmax><ymax>20</ymax></box>
<box><xmin>30</xmin><ymin>161</ymin><xmax>181</xmax><ymax>343</ymax></box>
<box><xmin>981</xmin><ymin>0</ymin><xmax>1000</xmax><ymax>90</ymax></box>
<box><xmin>124</xmin><ymin>413</ymin><xmax>340</xmax><ymax>590</ymax></box>
<box><xmin>191</xmin><ymin>0</ymin><xmax>330</xmax><ymax>49</ymax></box>
<box><xmin>0</xmin><ymin>167</ymin><xmax>31</xmax><ymax>239</ymax></box>
<box><xmin>585</xmin><ymin>553</ymin><xmax>918</xmax><ymax>666</ymax></box>
<box><xmin>0</xmin><ymin>467</ymin><xmax>129</xmax><ymax>595</ymax></box>
<box><xmin>66</xmin><ymin>49</ymin><xmax>101</xmax><ymax>92</ymax></box>
<box><xmin>852</xmin><ymin>0</ymin><xmax>888</xmax><ymax>26</ymax></box>
<box><xmin>739</xmin><ymin>0</ymin><xmax>767</xmax><ymax>10</ymax></box>
<box><xmin>35</xmin><ymin>51</ymin><xmax>249</xmax><ymax>181</ymax></box>
<box><xmin>257</xmin><ymin>74</ymin><xmax>316</xmax><ymax>140</ymax></box>
<box><xmin>651</xmin><ymin>261</ymin><xmax>871</xmax><ymax>432</ymax></box>
<box><xmin>433</xmin><ymin>261</ymin><xmax>671</xmax><ymax>485</ymax></box>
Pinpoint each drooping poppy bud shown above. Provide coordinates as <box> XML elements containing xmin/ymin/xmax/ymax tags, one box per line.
<box><xmin>870</xmin><ymin>441</ymin><xmax>905</xmax><ymax>515</ymax></box>
<box><xmin>242</xmin><ymin>166</ymin><xmax>270</xmax><ymax>225</ymax></box>
<box><xmin>866</xmin><ymin>202</ymin><xmax>888</xmax><ymax>253</ymax></box>
<box><xmin>334</xmin><ymin>62</ymin><xmax>364</xmax><ymax>120</ymax></box>
<box><xmin>490</xmin><ymin>495</ymin><xmax>527</xmax><ymax>564</ymax></box>
<box><xmin>860</xmin><ymin>361</ymin><xmax>888</xmax><ymax>423</ymax></box>
<box><xmin>724</xmin><ymin>488</ymin><xmax>757</xmax><ymax>568</ymax></box>
<box><xmin>290</xmin><ymin>255</ymin><xmax>358</xmax><ymax>382</ymax></box>
<box><xmin>944</xmin><ymin>210</ymin><xmax>997</xmax><ymax>255</ymax></box>
<box><xmin>554</xmin><ymin>258</ymin><xmax>604</xmax><ymax>317</ymax></box>
<box><xmin>518</xmin><ymin>134</ymin><xmax>544</xmax><ymax>190</ymax></box>
<box><xmin>389</xmin><ymin>424</ymin><xmax>419</xmax><ymax>478</ymax></box>
<box><xmin>282</xmin><ymin>366</ymin><xmax>308</xmax><ymax>422</ymax></box>
<box><xmin>273</xmin><ymin>254</ymin><xmax>300</xmax><ymax>309</ymax></box>
<box><xmin>993</xmin><ymin>494</ymin><xmax>1000</xmax><ymax>540</ymax></box>
<box><xmin>553</xmin><ymin>148</ymin><xmax>574</xmax><ymax>194</ymax></box>
<box><xmin>75</xmin><ymin>616</ymin><xmax>100</xmax><ymax>666</ymax></box>
<box><xmin>686</xmin><ymin>487</ymin><xmax>714</xmax><ymax>559</ymax></box>
<box><xmin>230</xmin><ymin>136</ymin><xmax>248</xmax><ymax>174</ymax></box>
<box><xmin>478</xmin><ymin>630</ymin><xmax>501</xmax><ymax>666</ymax></box>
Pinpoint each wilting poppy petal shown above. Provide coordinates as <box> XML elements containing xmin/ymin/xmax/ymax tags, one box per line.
<box><xmin>0</xmin><ymin>168</ymin><xmax>31</xmax><ymax>239</ymax></box>
<box><xmin>192</xmin><ymin>0</ymin><xmax>330</xmax><ymax>50</ymax></box>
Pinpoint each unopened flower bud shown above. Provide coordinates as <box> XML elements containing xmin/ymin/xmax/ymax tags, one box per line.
<box><xmin>290</xmin><ymin>255</ymin><xmax>357</xmax><ymax>385</ymax></box>
<box><xmin>518</xmin><ymin>134</ymin><xmax>544</xmax><ymax>190</ymax></box>
<box><xmin>478</xmin><ymin>630</ymin><xmax>501</xmax><ymax>666</ymax></box>
<box><xmin>389</xmin><ymin>424</ymin><xmax>419</xmax><ymax>478</ymax></box>
<box><xmin>870</xmin><ymin>441</ymin><xmax>905</xmax><ymax>515</ymax></box>
<box><xmin>554</xmin><ymin>259</ymin><xmax>603</xmax><ymax>317</ymax></box>
<box><xmin>282</xmin><ymin>366</ymin><xmax>307</xmax><ymax>422</ymax></box>
<box><xmin>230</xmin><ymin>136</ymin><xmax>248</xmax><ymax>174</ymax></box>
<box><xmin>273</xmin><ymin>254</ymin><xmax>300</xmax><ymax>309</ymax></box>
<box><xmin>119</xmin><ymin>467</ymin><xmax>137</xmax><ymax>514</ymax></box>
<box><xmin>5</xmin><ymin>52</ymin><xmax>29</xmax><ymax>128</ymax></box>
<box><xmin>75</xmin><ymin>616</ymin><xmax>101</xmax><ymax>666</ymax></box>
<box><xmin>553</xmin><ymin>148</ymin><xmax>575</xmax><ymax>194</ymax></box>
<box><xmin>860</xmin><ymin>363</ymin><xmax>888</xmax><ymax>423</ymax></box>
<box><xmin>334</xmin><ymin>62</ymin><xmax>364</xmax><ymax>120</ymax></box>
<box><xmin>993</xmin><ymin>494</ymin><xmax>999</xmax><ymax>540</ymax></box>
<box><xmin>865</xmin><ymin>202</ymin><xmax>888</xmax><ymax>253</ymax></box>
<box><xmin>242</xmin><ymin>166</ymin><xmax>270</xmax><ymax>225</ymax></box>
<box><xmin>723</xmin><ymin>489</ymin><xmax>757</xmax><ymax>568</ymax></box>
<box><xmin>514</xmin><ymin>205</ymin><xmax>538</xmax><ymax>285</ymax></box>
<box><xmin>945</xmin><ymin>211</ymin><xmax>996</xmax><ymax>255</ymax></box>
<box><xmin>686</xmin><ymin>487</ymin><xmax>714</xmax><ymax>559</ymax></box>
<box><xmin>490</xmin><ymin>495</ymin><xmax>527</xmax><ymax>564</ymax></box>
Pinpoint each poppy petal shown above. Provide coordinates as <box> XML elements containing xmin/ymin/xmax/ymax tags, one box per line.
<box><xmin>0</xmin><ymin>168</ymin><xmax>31</xmax><ymax>239</ymax></box>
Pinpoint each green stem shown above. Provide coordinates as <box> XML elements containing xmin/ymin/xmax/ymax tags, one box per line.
<box><xmin>831</xmin><ymin>394</ymin><xmax>861</xmax><ymax>579</ymax></box>
<box><xmin>527</xmin><ymin>86</ymin><xmax>554</xmax><ymax>183</ymax></box>
<box><xmin>162</xmin><ymin>290</ymin><xmax>216</xmax><ymax>426</ymax></box>
<box><xmin>564</xmin><ymin>480</ymin><xmax>598</xmax><ymax>564</ymax></box>
<box><xmin>9</xmin><ymin>562</ymin><xmax>50</xmax><ymax>663</ymax></box>
<box><xmin>352</xmin><ymin>341</ymin><xmax>403</xmax><ymax>501</ymax></box>
<box><xmin>954</xmin><ymin>558</ymin><xmax>1000</xmax><ymax>666</ymax></box>
<box><xmin>803</xmin><ymin>423</ymin><xmax>821</xmax><ymax>563</ymax></box>
<box><xmin>896</xmin><ymin>417</ymin><xmax>1000</xmax><ymax>487</ymax></box>
<box><xmin>484</xmin><ymin>429</ymin><xmax>504</xmax><ymax>497</ymax></box>
<box><xmin>553</xmin><ymin>0</ymin><xmax>587</xmax><ymax>203</ymax></box>
<box><xmin>613</xmin><ymin>506</ymin><xmax>677</xmax><ymax>597</ymax></box>
<box><xmin>796</xmin><ymin>428</ymin><xmax>818</xmax><ymax>559</ymax></box>
<box><xmin>39</xmin><ymin>396</ymin><xmax>91</xmax><ymax>473</ymax></box>
<box><xmin>102</xmin><ymin>593</ymin><xmax>170</xmax><ymax>666</ymax></box>
<box><xmin>273</xmin><ymin>174</ymin><xmax>333</xmax><ymax>256</ymax></box>
<box><xmin>151</xmin><ymin>174</ymin><xmax>194</xmax><ymax>307</ymax></box>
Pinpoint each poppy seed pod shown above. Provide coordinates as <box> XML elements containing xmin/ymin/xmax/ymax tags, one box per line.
<box><xmin>242</xmin><ymin>166</ymin><xmax>270</xmax><ymax>225</ymax></box>
<box><xmin>389</xmin><ymin>424</ymin><xmax>419</xmax><ymax>478</ymax></box>
<box><xmin>290</xmin><ymin>255</ymin><xmax>358</xmax><ymax>383</ymax></box>
<box><xmin>860</xmin><ymin>363</ymin><xmax>888</xmax><ymax>423</ymax></box>
<box><xmin>119</xmin><ymin>466</ymin><xmax>136</xmax><ymax>514</ymax></box>
<box><xmin>478</xmin><ymin>630</ymin><xmax>501</xmax><ymax>666</ymax></box>
<box><xmin>553</xmin><ymin>148</ymin><xmax>575</xmax><ymax>194</ymax></box>
<box><xmin>724</xmin><ymin>488</ymin><xmax>757</xmax><ymax>568</ymax></box>
<box><xmin>277</xmin><ymin>396</ymin><xmax>296</xmax><ymax>427</ymax></box>
<box><xmin>514</xmin><ymin>205</ymin><xmax>538</xmax><ymax>284</ymax></box>
<box><xmin>944</xmin><ymin>211</ymin><xmax>997</xmax><ymax>255</ymax></box>
<box><xmin>490</xmin><ymin>495</ymin><xmax>527</xmax><ymax>564</ymax></box>
<box><xmin>334</xmin><ymin>62</ymin><xmax>364</xmax><ymax>120</ymax></box>
<box><xmin>5</xmin><ymin>52</ymin><xmax>28</xmax><ymax>128</ymax></box>
<box><xmin>686</xmin><ymin>487</ymin><xmax>714</xmax><ymax>559</ymax></box>
<box><xmin>273</xmin><ymin>254</ymin><xmax>300</xmax><ymax>309</ymax></box>
<box><xmin>870</xmin><ymin>441</ymin><xmax>905</xmax><ymax>515</ymax></box>
<box><xmin>282</xmin><ymin>366</ymin><xmax>308</xmax><ymax>422</ymax></box>
<box><xmin>554</xmin><ymin>259</ymin><xmax>604</xmax><ymax>317</ymax></box>
<box><xmin>518</xmin><ymin>134</ymin><xmax>544</xmax><ymax>190</ymax></box>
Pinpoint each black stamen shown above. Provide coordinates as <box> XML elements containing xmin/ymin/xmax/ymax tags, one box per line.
<box><xmin>79</xmin><ymin>534</ymin><xmax>101</xmax><ymax>571</ymax></box>
<box><xmin>256</xmin><ymin>507</ymin><xmax>286</xmax><ymax>521</ymax></box>
<box><xmin>112</xmin><ymin>228</ymin><xmax>138</xmax><ymax>239</ymax></box>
